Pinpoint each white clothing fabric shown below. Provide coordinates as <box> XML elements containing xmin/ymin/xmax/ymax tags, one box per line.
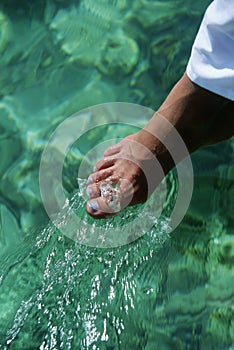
<box><xmin>186</xmin><ymin>0</ymin><xmax>234</xmax><ymax>101</ymax></box>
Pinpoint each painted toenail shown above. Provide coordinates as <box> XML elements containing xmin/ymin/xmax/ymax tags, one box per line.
<box><xmin>87</xmin><ymin>176</ymin><xmax>93</xmax><ymax>185</ymax></box>
<box><xmin>88</xmin><ymin>200</ymin><xmax>99</xmax><ymax>213</ymax></box>
<box><xmin>86</xmin><ymin>187</ymin><xmax>93</xmax><ymax>197</ymax></box>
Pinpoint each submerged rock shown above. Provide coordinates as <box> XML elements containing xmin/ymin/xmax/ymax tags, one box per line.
<box><xmin>97</xmin><ymin>35</ymin><xmax>139</xmax><ymax>76</ymax></box>
<box><xmin>0</xmin><ymin>18</ymin><xmax>49</xmax><ymax>96</ymax></box>
<box><xmin>20</xmin><ymin>209</ymin><xmax>48</xmax><ymax>233</ymax></box>
<box><xmin>167</xmin><ymin>253</ymin><xmax>207</xmax><ymax>294</ymax></box>
<box><xmin>0</xmin><ymin>204</ymin><xmax>21</xmax><ymax>250</ymax></box>
<box><xmin>206</xmin><ymin>265</ymin><xmax>234</xmax><ymax>302</ymax></box>
<box><xmin>1</xmin><ymin>158</ymin><xmax>41</xmax><ymax>212</ymax></box>
<box><xmin>50</xmin><ymin>3</ymin><xmax>115</xmax><ymax>66</ymax></box>
<box><xmin>202</xmin><ymin>307</ymin><xmax>234</xmax><ymax>350</ymax></box>
<box><xmin>76</xmin><ymin>76</ymin><xmax>116</xmax><ymax>110</ymax></box>
<box><xmin>0</xmin><ymin>102</ymin><xmax>22</xmax><ymax>178</ymax></box>
<box><xmin>217</xmin><ymin>235</ymin><xmax>234</xmax><ymax>267</ymax></box>
<box><xmin>0</xmin><ymin>11</ymin><xmax>12</xmax><ymax>55</ymax></box>
<box><xmin>130</xmin><ymin>0</ymin><xmax>181</xmax><ymax>29</ymax></box>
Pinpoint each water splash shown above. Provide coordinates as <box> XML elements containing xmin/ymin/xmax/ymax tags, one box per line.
<box><xmin>0</xmin><ymin>188</ymin><xmax>170</xmax><ymax>349</ymax></box>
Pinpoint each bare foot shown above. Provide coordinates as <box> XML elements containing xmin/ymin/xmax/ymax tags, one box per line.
<box><xmin>85</xmin><ymin>73</ymin><xmax>234</xmax><ymax>219</ymax></box>
<box><xmin>86</xmin><ymin>132</ymin><xmax>169</xmax><ymax>218</ymax></box>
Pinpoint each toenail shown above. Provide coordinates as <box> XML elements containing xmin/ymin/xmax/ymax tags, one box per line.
<box><xmin>86</xmin><ymin>187</ymin><xmax>93</xmax><ymax>197</ymax></box>
<box><xmin>87</xmin><ymin>176</ymin><xmax>94</xmax><ymax>185</ymax></box>
<box><xmin>88</xmin><ymin>200</ymin><xmax>99</xmax><ymax>213</ymax></box>
<box><xmin>93</xmin><ymin>166</ymin><xmax>98</xmax><ymax>172</ymax></box>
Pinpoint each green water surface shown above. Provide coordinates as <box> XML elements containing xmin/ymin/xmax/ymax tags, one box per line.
<box><xmin>0</xmin><ymin>0</ymin><xmax>234</xmax><ymax>349</ymax></box>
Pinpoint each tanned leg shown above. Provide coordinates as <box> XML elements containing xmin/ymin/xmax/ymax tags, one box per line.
<box><xmin>86</xmin><ymin>73</ymin><xmax>234</xmax><ymax>218</ymax></box>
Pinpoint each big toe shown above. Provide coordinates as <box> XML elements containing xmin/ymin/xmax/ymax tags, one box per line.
<box><xmin>86</xmin><ymin>198</ymin><xmax>119</xmax><ymax>219</ymax></box>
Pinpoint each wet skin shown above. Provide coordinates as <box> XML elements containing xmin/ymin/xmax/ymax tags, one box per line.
<box><xmin>86</xmin><ymin>73</ymin><xmax>234</xmax><ymax>218</ymax></box>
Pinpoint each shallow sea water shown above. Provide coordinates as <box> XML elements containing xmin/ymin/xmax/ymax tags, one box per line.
<box><xmin>0</xmin><ymin>0</ymin><xmax>234</xmax><ymax>349</ymax></box>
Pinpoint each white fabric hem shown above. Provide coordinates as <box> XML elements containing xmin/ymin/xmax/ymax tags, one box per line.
<box><xmin>186</xmin><ymin>65</ymin><xmax>234</xmax><ymax>101</ymax></box>
<box><xmin>186</xmin><ymin>0</ymin><xmax>234</xmax><ymax>101</ymax></box>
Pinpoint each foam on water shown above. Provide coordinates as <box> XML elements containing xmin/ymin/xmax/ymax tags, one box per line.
<box><xmin>1</xmin><ymin>192</ymin><xmax>171</xmax><ymax>349</ymax></box>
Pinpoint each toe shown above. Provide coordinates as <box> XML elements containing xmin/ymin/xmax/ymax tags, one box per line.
<box><xmin>86</xmin><ymin>183</ymin><xmax>100</xmax><ymax>198</ymax></box>
<box><xmin>87</xmin><ymin>167</ymin><xmax>114</xmax><ymax>185</ymax></box>
<box><xmin>104</xmin><ymin>143</ymin><xmax>121</xmax><ymax>157</ymax></box>
<box><xmin>95</xmin><ymin>156</ymin><xmax>117</xmax><ymax>171</ymax></box>
<box><xmin>86</xmin><ymin>178</ymin><xmax>134</xmax><ymax>218</ymax></box>
<box><xmin>86</xmin><ymin>198</ymin><xmax>118</xmax><ymax>218</ymax></box>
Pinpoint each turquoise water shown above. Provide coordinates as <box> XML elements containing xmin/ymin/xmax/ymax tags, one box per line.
<box><xmin>0</xmin><ymin>0</ymin><xmax>234</xmax><ymax>349</ymax></box>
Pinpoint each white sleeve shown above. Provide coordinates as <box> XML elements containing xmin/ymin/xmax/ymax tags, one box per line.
<box><xmin>186</xmin><ymin>0</ymin><xmax>234</xmax><ymax>101</ymax></box>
